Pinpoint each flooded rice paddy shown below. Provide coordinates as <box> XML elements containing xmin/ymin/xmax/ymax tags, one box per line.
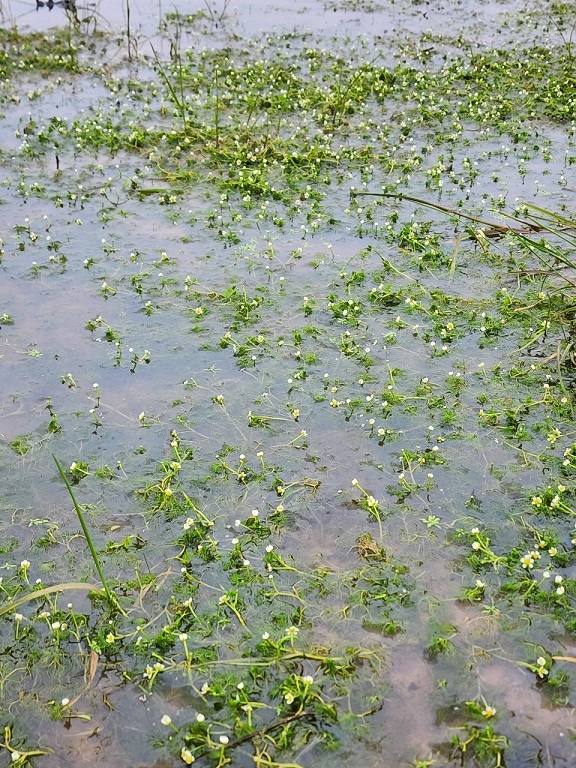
<box><xmin>2</xmin><ymin>0</ymin><xmax>576</xmax><ymax>766</ymax></box>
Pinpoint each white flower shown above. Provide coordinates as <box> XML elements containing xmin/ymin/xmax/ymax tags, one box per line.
<box><xmin>181</xmin><ymin>747</ymin><xmax>195</xmax><ymax>764</ymax></box>
<box><xmin>161</xmin><ymin>715</ymin><xmax>172</xmax><ymax>726</ymax></box>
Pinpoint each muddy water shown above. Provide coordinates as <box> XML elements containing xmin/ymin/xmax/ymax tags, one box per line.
<box><xmin>2</xmin><ymin>1</ymin><xmax>576</xmax><ymax>767</ymax></box>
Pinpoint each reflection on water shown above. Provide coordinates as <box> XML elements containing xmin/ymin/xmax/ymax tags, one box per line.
<box><xmin>1</xmin><ymin>0</ymin><xmax>534</xmax><ymax>46</ymax></box>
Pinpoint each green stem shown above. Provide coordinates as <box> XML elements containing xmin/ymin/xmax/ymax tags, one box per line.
<box><xmin>352</xmin><ymin>191</ymin><xmax>540</xmax><ymax>234</ymax></box>
<box><xmin>53</xmin><ymin>455</ymin><xmax>118</xmax><ymax>609</ymax></box>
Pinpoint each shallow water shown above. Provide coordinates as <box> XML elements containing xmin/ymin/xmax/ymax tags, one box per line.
<box><xmin>2</xmin><ymin>0</ymin><xmax>576</xmax><ymax>767</ymax></box>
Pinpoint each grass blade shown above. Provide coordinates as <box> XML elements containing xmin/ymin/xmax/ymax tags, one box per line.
<box><xmin>53</xmin><ymin>454</ymin><xmax>117</xmax><ymax>608</ymax></box>
<box><xmin>0</xmin><ymin>582</ymin><xmax>105</xmax><ymax>617</ymax></box>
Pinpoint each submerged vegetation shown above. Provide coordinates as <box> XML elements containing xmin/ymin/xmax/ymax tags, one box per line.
<box><xmin>2</xmin><ymin>0</ymin><xmax>576</xmax><ymax>766</ymax></box>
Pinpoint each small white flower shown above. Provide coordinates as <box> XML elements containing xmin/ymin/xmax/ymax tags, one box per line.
<box><xmin>181</xmin><ymin>747</ymin><xmax>195</xmax><ymax>764</ymax></box>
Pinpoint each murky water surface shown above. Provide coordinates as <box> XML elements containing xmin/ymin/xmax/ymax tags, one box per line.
<box><xmin>2</xmin><ymin>0</ymin><xmax>576</xmax><ymax>767</ymax></box>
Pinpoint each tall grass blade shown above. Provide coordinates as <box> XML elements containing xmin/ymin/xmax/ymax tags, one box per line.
<box><xmin>53</xmin><ymin>454</ymin><xmax>117</xmax><ymax>608</ymax></box>
<box><xmin>0</xmin><ymin>583</ymin><xmax>105</xmax><ymax>618</ymax></box>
